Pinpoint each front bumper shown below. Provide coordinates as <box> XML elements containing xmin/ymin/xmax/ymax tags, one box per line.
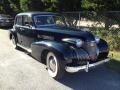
<box><xmin>65</xmin><ymin>57</ymin><xmax>110</xmax><ymax>73</ymax></box>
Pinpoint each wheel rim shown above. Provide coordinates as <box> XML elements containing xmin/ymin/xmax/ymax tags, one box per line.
<box><xmin>47</xmin><ymin>52</ymin><xmax>58</xmax><ymax>77</ymax></box>
<box><xmin>49</xmin><ymin>56</ymin><xmax>56</xmax><ymax>72</ymax></box>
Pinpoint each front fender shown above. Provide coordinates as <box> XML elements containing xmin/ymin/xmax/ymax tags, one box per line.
<box><xmin>97</xmin><ymin>39</ymin><xmax>109</xmax><ymax>59</ymax></box>
<box><xmin>31</xmin><ymin>40</ymin><xmax>74</xmax><ymax>63</ymax></box>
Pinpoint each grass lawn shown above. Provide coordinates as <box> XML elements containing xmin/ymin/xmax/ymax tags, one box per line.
<box><xmin>106</xmin><ymin>51</ymin><xmax>120</xmax><ymax>73</ymax></box>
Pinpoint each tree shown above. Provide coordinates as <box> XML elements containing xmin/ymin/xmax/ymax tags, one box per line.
<box><xmin>8</xmin><ymin>0</ymin><xmax>21</xmax><ymax>14</ymax></box>
<box><xmin>57</xmin><ymin>0</ymin><xmax>82</xmax><ymax>11</ymax></box>
<box><xmin>0</xmin><ymin>0</ymin><xmax>82</xmax><ymax>14</ymax></box>
<box><xmin>0</xmin><ymin>0</ymin><xmax>21</xmax><ymax>15</ymax></box>
<box><xmin>81</xmin><ymin>0</ymin><xmax>120</xmax><ymax>11</ymax></box>
<box><xmin>20</xmin><ymin>0</ymin><xmax>29</xmax><ymax>11</ymax></box>
<box><xmin>0</xmin><ymin>0</ymin><xmax>13</xmax><ymax>14</ymax></box>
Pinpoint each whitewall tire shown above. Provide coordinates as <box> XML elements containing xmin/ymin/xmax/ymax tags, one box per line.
<box><xmin>46</xmin><ymin>52</ymin><xmax>65</xmax><ymax>79</ymax></box>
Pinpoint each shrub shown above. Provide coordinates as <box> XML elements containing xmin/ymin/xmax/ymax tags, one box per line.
<box><xmin>90</xmin><ymin>27</ymin><xmax>120</xmax><ymax>51</ymax></box>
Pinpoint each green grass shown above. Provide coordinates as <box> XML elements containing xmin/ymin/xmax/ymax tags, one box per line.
<box><xmin>106</xmin><ymin>51</ymin><xmax>120</xmax><ymax>73</ymax></box>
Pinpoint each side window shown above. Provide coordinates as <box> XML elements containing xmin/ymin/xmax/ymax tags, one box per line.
<box><xmin>53</xmin><ymin>16</ymin><xmax>65</xmax><ymax>26</ymax></box>
<box><xmin>23</xmin><ymin>15</ymin><xmax>32</xmax><ymax>26</ymax></box>
<box><xmin>16</xmin><ymin>16</ymin><xmax>22</xmax><ymax>25</ymax></box>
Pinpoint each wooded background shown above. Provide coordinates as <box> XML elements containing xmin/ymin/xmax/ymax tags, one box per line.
<box><xmin>0</xmin><ymin>0</ymin><xmax>120</xmax><ymax>15</ymax></box>
<box><xmin>0</xmin><ymin>0</ymin><xmax>120</xmax><ymax>51</ymax></box>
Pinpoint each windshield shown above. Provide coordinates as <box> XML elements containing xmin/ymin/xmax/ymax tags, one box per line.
<box><xmin>34</xmin><ymin>15</ymin><xmax>66</xmax><ymax>26</ymax></box>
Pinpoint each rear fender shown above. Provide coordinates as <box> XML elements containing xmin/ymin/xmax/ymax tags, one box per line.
<box><xmin>9</xmin><ymin>29</ymin><xmax>17</xmax><ymax>40</ymax></box>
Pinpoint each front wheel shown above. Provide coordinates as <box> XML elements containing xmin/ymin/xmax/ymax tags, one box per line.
<box><xmin>46</xmin><ymin>52</ymin><xmax>65</xmax><ymax>79</ymax></box>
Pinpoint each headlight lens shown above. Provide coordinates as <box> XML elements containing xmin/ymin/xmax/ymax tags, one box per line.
<box><xmin>62</xmin><ymin>38</ymin><xmax>83</xmax><ymax>47</ymax></box>
<box><xmin>95</xmin><ymin>36</ymin><xmax>100</xmax><ymax>43</ymax></box>
<box><xmin>76</xmin><ymin>39</ymin><xmax>83</xmax><ymax>47</ymax></box>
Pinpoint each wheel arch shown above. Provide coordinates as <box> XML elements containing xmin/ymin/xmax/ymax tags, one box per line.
<box><xmin>41</xmin><ymin>49</ymin><xmax>49</xmax><ymax>64</ymax></box>
<box><xmin>9</xmin><ymin>30</ymin><xmax>17</xmax><ymax>41</ymax></box>
<box><xmin>31</xmin><ymin>40</ymin><xmax>72</xmax><ymax>64</ymax></box>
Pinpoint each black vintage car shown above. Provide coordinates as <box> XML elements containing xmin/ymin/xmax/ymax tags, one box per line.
<box><xmin>9</xmin><ymin>12</ymin><xmax>110</xmax><ymax>79</ymax></box>
<box><xmin>0</xmin><ymin>14</ymin><xmax>14</xmax><ymax>27</ymax></box>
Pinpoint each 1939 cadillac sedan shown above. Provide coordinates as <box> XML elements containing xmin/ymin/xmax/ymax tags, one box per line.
<box><xmin>9</xmin><ymin>12</ymin><xmax>110</xmax><ymax>79</ymax></box>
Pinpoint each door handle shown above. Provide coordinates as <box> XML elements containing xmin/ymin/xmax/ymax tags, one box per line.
<box><xmin>20</xmin><ymin>28</ymin><xmax>24</xmax><ymax>31</ymax></box>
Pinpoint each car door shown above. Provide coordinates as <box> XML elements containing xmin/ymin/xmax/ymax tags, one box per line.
<box><xmin>20</xmin><ymin>15</ymin><xmax>37</xmax><ymax>48</ymax></box>
<box><xmin>14</xmin><ymin>15</ymin><xmax>23</xmax><ymax>44</ymax></box>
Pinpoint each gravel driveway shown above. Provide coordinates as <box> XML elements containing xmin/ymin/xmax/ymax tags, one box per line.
<box><xmin>0</xmin><ymin>29</ymin><xmax>120</xmax><ymax>90</ymax></box>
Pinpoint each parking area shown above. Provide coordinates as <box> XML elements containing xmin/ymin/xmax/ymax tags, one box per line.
<box><xmin>0</xmin><ymin>29</ymin><xmax>120</xmax><ymax>90</ymax></box>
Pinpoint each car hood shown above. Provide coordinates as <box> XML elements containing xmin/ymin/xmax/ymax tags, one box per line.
<box><xmin>36</xmin><ymin>25</ymin><xmax>95</xmax><ymax>41</ymax></box>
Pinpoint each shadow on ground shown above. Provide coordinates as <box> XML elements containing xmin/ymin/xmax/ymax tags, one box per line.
<box><xmin>16</xmin><ymin>46</ymin><xmax>34</xmax><ymax>57</ymax></box>
<box><xmin>59</xmin><ymin>66</ymin><xmax>120</xmax><ymax>90</ymax></box>
<box><xmin>106</xmin><ymin>59</ymin><xmax>120</xmax><ymax>73</ymax></box>
<box><xmin>16</xmin><ymin>47</ymin><xmax>120</xmax><ymax>90</ymax></box>
<box><xmin>0</xmin><ymin>27</ymin><xmax>12</xmax><ymax>30</ymax></box>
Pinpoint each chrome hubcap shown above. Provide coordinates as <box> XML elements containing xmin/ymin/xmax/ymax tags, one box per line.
<box><xmin>47</xmin><ymin>52</ymin><xmax>58</xmax><ymax>77</ymax></box>
<box><xmin>49</xmin><ymin>56</ymin><xmax>56</xmax><ymax>72</ymax></box>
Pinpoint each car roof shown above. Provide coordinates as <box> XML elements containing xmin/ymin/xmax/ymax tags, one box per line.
<box><xmin>17</xmin><ymin>12</ymin><xmax>58</xmax><ymax>16</ymax></box>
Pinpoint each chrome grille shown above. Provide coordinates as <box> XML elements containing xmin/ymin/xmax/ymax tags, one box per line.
<box><xmin>83</xmin><ymin>41</ymin><xmax>98</xmax><ymax>60</ymax></box>
<box><xmin>73</xmin><ymin>48</ymin><xmax>90</xmax><ymax>60</ymax></box>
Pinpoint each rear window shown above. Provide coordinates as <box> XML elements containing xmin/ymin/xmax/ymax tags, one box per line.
<box><xmin>15</xmin><ymin>16</ymin><xmax>22</xmax><ymax>25</ymax></box>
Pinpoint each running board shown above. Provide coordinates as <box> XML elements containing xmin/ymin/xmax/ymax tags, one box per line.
<box><xmin>17</xmin><ymin>44</ymin><xmax>32</xmax><ymax>53</ymax></box>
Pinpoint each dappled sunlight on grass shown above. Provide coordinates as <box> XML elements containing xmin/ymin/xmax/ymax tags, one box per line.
<box><xmin>109</xmin><ymin>51</ymin><xmax>120</xmax><ymax>61</ymax></box>
<box><xmin>106</xmin><ymin>51</ymin><xmax>120</xmax><ymax>73</ymax></box>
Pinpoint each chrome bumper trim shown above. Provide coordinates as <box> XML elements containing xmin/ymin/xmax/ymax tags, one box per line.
<box><xmin>65</xmin><ymin>58</ymin><xmax>110</xmax><ymax>73</ymax></box>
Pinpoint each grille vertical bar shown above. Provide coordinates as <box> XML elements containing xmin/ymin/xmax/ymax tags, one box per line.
<box><xmin>83</xmin><ymin>41</ymin><xmax>98</xmax><ymax>60</ymax></box>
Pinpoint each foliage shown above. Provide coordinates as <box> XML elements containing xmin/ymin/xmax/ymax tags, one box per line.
<box><xmin>81</xmin><ymin>0</ymin><xmax>120</xmax><ymax>11</ymax></box>
<box><xmin>20</xmin><ymin>0</ymin><xmax>29</xmax><ymax>11</ymax></box>
<box><xmin>90</xmin><ymin>27</ymin><xmax>120</xmax><ymax>51</ymax></box>
<box><xmin>1</xmin><ymin>0</ymin><xmax>120</xmax><ymax>15</ymax></box>
<box><xmin>9</xmin><ymin>0</ymin><xmax>21</xmax><ymax>13</ymax></box>
<box><xmin>0</xmin><ymin>0</ymin><xmax>82</xmax><ymax>15</ymax></box>
<box><xmin>63</xmin><ymin>11</ymin><xmax>120</xmax><ymax>51</ymax></box>
<box><xmin>57</xmin><ymin>0</ymin><xmax>82</xmax><ymax>11</ymax></box>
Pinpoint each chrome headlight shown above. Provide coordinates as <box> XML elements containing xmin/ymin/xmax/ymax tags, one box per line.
<box><xmin>95</xmin><ymin>36</ymin><xmax>100</xmax><ymax>43</ymax></box>
<box><xmin>62</xmin><ymin>38</ymin><xmax>83</xmax><ymax>47</ymax></box>
<box><xmin>76</xmin><ymin>39</ymin><xmax>83</xmax><ymax>47</ymax></box>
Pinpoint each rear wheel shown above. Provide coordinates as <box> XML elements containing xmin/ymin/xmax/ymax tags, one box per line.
<box><xmin>46</xmin><ymin>52</ymin><xmax>65</xmax><ymax>79</ymax></box>
<box><xmin>11</xmin><ymin>35</ymin><xmax>17</xmax><ymax>49</ymax></box>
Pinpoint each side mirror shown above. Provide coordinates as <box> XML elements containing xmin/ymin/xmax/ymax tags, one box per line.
<box><xmin>25</xmin><ymin>24</ymin><xmax>32</xmax><ymax>29</ymax></box>
<box><xmin>25</xmin><ymin>22</ymin><xmax>33</xmax><ymax>29</ymax></box>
